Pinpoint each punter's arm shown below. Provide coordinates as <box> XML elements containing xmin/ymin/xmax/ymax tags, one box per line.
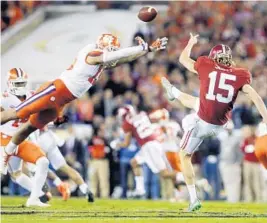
<box><xmin>117</xmin><ymin>132</ymin><xmax>132</xmax><ymax>148</ymax></box>
<box><xmin>179</xmin><ymin>33</ymin><xmax>199</xmax><ymax>74</ymax></box>
<box><xmin>242</xmin><ymin>84</ymin><xmax>267</xmax><ymax>123</ymax></box>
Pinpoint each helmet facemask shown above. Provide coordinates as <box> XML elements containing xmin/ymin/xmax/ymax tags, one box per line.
<box><xmin>215</xmin><ymin>53</ymin><xmax>233</xmax><ymax>67</ymax></box>
<box><xmin>8</xmin><ymin>78</ymin><xmax>27</xmax><ymax>96</ymax></box>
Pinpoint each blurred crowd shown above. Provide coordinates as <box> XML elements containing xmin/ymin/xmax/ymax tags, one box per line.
<box><xmin>2</xmin><ymin>1</ymin><xmax>267</xmax><ymax>202</ymax></box>
<box><xmin>1</xmin><ymin>1</ymin><xmax>47</xmax><ymax>32</ymax></box>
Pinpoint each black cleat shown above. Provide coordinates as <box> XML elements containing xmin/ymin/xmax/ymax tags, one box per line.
<box><xmin>39</xmin><ymin>192</ymin><xmax>52</xmax><ymax>203</ymax></box>
<box><xmin>87</xmin><ymin>191</ymin><xmax>94</xmax><ymax>203</ymax></box>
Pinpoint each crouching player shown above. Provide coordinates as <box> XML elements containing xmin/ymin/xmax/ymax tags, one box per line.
<box><xmin>0</xmin><ymin>68</ymin><xmax>49</xmax><ymax>207</ymax></box>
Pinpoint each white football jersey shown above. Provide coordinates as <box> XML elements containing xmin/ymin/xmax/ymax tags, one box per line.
<box><xmin>59</xmin><ymin>43</ymin><xmax>104</xmax><ymax>98</ymax></box>
<box><xmin>0</xmin><ymin>91</ymin><xmax>33</xmax><ymax>136</ymax></box>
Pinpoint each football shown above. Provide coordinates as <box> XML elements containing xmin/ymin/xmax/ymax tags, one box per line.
<box><xmin>138</xmin><ymin>6</ymin><xmax>157</xmax><ymax>22</ymax></box>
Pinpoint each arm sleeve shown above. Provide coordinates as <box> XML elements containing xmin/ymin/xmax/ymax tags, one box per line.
<box><xmin>103</xmin><ymin>45</ymin><xmax>145</xmax><ymax>63</ymax></box>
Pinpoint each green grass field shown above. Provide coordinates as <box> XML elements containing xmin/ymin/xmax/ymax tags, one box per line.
<box><xmin>1</xmin><ymin>196</ymin><xmax>267</xmax><ymax>223</ymax></box>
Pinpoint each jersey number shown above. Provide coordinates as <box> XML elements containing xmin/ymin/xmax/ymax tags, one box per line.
<box><xmin>206</xmin><ymin>71</ymin><xmax>236</xmax><ymax>103</ymax></box>
<box><xmin>134</xmin><ymin>116</ymin><xmax>153</xmax><ymax>139</ymax></box>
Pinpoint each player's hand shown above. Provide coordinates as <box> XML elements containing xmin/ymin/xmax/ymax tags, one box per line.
<box><xmin>188</xmin><ymin>33</ymin><xmax>199</xmax><ymax>46</ymax></box>
<box><xmin>149</xmin><ymin>37</ymin><xmax>168</xmax><ymax>52</ymax></box>
<box><xmin>54</xmin><ymin>115</ymin><xmax>69</xmax><ymax>127</ymax></box>
<box><xmin>135</xmin><ymin>36</ymin><xmax>148</xmax><ymax>51</ymax></box>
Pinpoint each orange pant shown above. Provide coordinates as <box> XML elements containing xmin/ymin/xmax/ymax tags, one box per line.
<box><xmin>254</xmin><ymin>135</ymin><xmax>267</xmax><ymax>169</ymax></box>
<box><xmin>1</xmin><ymin>133</ymin><xmax>45</xmax><ymax>164</ymax></box>
<box><xmin>15</xmin><ymin>79</ymin><xmax>75</xmax><ymax>129</ymax></box>
<box><xmin>166</xmin><ymin>151</ymin><xmax>181</xmax><ymax>172</ymax></box>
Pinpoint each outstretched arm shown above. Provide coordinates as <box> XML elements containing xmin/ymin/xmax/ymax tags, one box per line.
<box><xmin>86</xmin><ymin>37</ymin><xmax>168</xmax><ymax>66</ymax></box>
<box><xmin>242</xmin><ymin>84</ymin><xmax>267</xmax><ymax>123</ymax></box>
<box><xmin>179</xmin><ymin>33</ymin><xmax>199</xmax><ymax>74</ymax></box>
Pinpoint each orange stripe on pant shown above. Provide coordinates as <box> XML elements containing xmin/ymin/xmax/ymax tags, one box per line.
<box><xmin>1</xmin><ymin>133</ymin><xmax>45</xmax><ymax>164</ymax></box>
<box><xmin>16</xmin><ymin>79</ymin><xmax>76</xmax><ymax>129</ymax></box>
<box><xmin>254</xmin><ymin>135</ymin><xmax>267</xmax><ymax>169</ymax></box>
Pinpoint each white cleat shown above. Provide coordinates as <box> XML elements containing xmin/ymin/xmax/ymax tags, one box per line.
<box><xmin>26</xmin><ymin>198</ymin><xmax>50</xmax><ymax>207</ymax></box>
<box><xmin>161</xmin><ymin>77</ymin><xmax>175</xmax><ymax>101</ymax></box>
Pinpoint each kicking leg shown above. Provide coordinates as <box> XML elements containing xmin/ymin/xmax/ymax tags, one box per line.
<box><xmin>161</xmin><ymin>77</ymin><xmax>199</xmax><ymax>111</ymax></box>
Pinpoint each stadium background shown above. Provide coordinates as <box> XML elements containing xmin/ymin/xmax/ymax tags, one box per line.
<box><xmin>1</xmin><ymin>1</ymin><xmax>267</xmax><ymax>203</ymax></box>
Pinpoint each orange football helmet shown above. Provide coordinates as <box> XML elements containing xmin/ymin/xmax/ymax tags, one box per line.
<box><xmin>96</xmin><ymin>34</ymin><xmax>120</xmax><ymax>52</ymax></box>
<box><xmin>7</xmin><ymin>68</ymin><xmax>28</xmax><ymax>96</ymax></box>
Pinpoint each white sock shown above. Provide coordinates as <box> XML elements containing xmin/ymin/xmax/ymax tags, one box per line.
<box><xmin>29</xmin><ymin>157</ymin><xmax>49</xmax><ymax>200</ymax></box>
<box><xmin>187</xmin><ymin>184</ymin><xmax>198</xmax><ymax>203</ymax></box>
<box><xmin>16</xmin><ymin>173</ymin><xmax>33</xmax><ymax>192</ymax></box>
<box><xmin>171</xmin><ymin>87</ymin><xmax>181</xmax><ymax>99</ymax></box>
<box><xmin>5</xmin><ymin>141</ymin><xmax>17</xmax><ymax>154</ymax></box>
<box><xmin>79</xmin><ymin>183</ymin><xmax>88</xmax><ymax>194</ymax></box>
<box><xmin>53</xmin><ymin>177</ymin><xmax>62</xmax><ymax>187</ymax></box>
<box><xmin>176</xmin><ymin>172</ymin><xmax>185</xmax><ymax>183</ymax></box>
<box><xmin>135</xmin><ymin>176</ymin><xmax>145</xmax><ymax>192</ymax></box>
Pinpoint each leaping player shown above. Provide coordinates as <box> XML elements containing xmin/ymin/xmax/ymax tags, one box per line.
<box><xmin>162</xmin><ymin>33</ymin><xmax>267</xmax><ymax>211</ymax></box>
<box><xmin>1</xmin><ymin>68</ymin><xmax>95</xmax><ymax>203</ymax></box>
<box><xmin>0</xmin><ymin>34</ymin><xmax>168</xmax><ymax>176</ymax></box>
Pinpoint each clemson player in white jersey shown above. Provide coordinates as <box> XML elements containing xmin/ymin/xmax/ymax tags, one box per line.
<box><xmin>0</xmin><ymin>68</ymin><xmax>50</xmax><ymax>207</ymax></box>
<box><xmin>0</xmin><ymin>34</ymin><xmax>168</xmax><ymax>175</ymax></box>
<box><xmin>1</xmin><ymin>68</ymin><xmax>94</xmax><ymax>202</ymax></box>
<box><xmin>149</xmin><ymin>108</ymin><xmax>182</xmax><ymax>172</ymax></box>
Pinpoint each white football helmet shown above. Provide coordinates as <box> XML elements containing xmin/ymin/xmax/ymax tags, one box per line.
<box><xmin>7</xmin><ymin>68</ymin><xmax>28</xmax><ymax>96</ymax></box>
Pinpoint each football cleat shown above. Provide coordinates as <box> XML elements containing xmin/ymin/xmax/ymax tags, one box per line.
<box><xmin>39</xmin><ymin>192</ymin><xmax>52</xmax><ymax>203</ymax></box>
<box><xmin>87</xmin><ymin>190</ymin><xmax>94</xmax><ymax>203</ymax></box>
<box><xmin>161</xmin><ymin>77</ymin><xmax>175</xmax><ymax>101</ymax></box>
<box><xmin>26</xmin><ymin>198</ymin><xmax>50</xmax><ymax>207</ymax></box>
<box><xmin>188</xmin><ymin>199</ymin><xmax>202</xmax><ymax>212</ymax></box>
<box><xmin>57</xmin><ymin>182</ymin><xmax>71</xmax><ymax>201</ymax></box>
